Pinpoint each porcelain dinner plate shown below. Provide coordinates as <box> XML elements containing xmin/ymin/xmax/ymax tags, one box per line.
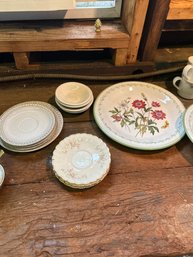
<box><xmin>0</xmin><ymin>102</ymin><xmax>55</xmax><ymax>146</ymax></box>
<box><xmin>184</xmin><ymin>104</ymin><xmax>193</xmax><ymax>143</ymax></box>
<box><xmin>93</xmin><ymin>81</ymin><xmax>186</xmax><ymax>150</ymax></box>
<box><xmin>52</xmin><ymin>133</ymin><xmax>111</xmax><ymax>189</ymax></box>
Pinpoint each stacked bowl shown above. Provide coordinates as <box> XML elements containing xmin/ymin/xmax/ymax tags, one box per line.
<box><xmin>55</xmin><ymin>82</ymin><xmax>94</xmax><ymax>114</ymax></box>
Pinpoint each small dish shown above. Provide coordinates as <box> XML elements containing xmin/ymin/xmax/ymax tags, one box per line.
<box><xmin>184</xmin><ymin>104</ymin><xmax>193</xmax><ymax>142</ymax></box>
<box><xmin>52</xmin><ymin>133</ymin><xmax>111</xmax><ymax>189</ymax></box>
<box><xmin>0</xmin><ymin>164</ymin><xmax>5</xmax><ymax>187</ymax></box>
<box><xmin>55</xmin><ymin>94</ymin><xmax>94</xmax><ymax>114</ymax></box>
<box><xmin>55</xmin><ymin>82</ymin><xmax>93</xmax><ymax>107</ymax></box>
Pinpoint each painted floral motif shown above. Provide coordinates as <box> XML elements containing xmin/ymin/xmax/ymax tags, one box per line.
<box><xmin>109</xmin><ymin>93</ymin><xmax>169</xmax><ymax>137</ymax></box>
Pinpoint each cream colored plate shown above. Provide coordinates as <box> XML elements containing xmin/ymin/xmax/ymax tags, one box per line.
<box><xmin>0</xmin><ymin>102</ymin><xmax>63</xmax><ymax>152</ymax></box>
<box><xmin>0</xmin><ymin>102</ymin><xmax>55</xmax><ymax>146</ymax></box>
<box><xmin>52</xmin><ymin>133</ymin><xmax>111</xmax><ymax>189</ymax></box>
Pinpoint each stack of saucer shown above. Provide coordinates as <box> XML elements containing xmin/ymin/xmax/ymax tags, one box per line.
<box><xmin>52</xmin><ymin>133</ymin><xmax>111</xmax><ymax>189</ymax></box>
<box><xmin>0</xmin><ymin>101</ymin><xmax>63</xmax><ymax>152</ymax></box>
<box><xmin>55</xmin><ymin>82</ymin><xmax>94</xmax><ymax>114</ymax></box>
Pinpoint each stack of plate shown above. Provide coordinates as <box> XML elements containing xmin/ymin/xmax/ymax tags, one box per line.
<box><xmin>52</xmin><ymin>133</ymin><xmax>111</xmax><ymax>189</ymax></box>
<box><xmin>0</xmin><ymin>101</ymin><xmax>63</xmax><ymax>152</ymax></box>
<box><xmin>55</xmin><ymin>82</ymin><xmax>94</xmax><ymax>114</ymax></box>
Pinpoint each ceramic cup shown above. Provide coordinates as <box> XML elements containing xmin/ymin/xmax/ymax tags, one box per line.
<box><xmin>188</xmin><ymin>56</ymin><xmax>193</xmax><ymax>65</ymax></box>
<box><xmin>173</xmin><ymin>76</ymin><xmax>193</xmax><ymax>99</ymax></box>
<box><xmin>182</xmin><ymin>64</ymin><xmax>193</xmax><ymax>83</ymax></box>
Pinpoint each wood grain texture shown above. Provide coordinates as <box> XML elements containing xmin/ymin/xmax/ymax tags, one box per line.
<box><xmin>0</xmin><ymin>78</ymin><xmax>193</xmax><ymax>257</ymax></box>
<box><xmin>155</xmin><ymin>47</ymin><xmax>193</xmax><ymax>63</ymax></box>
<box><xmin>126</xmin><ymin>0</ymin><xmax>149</xmax><ymax>63</ymax></box>
<box><xmin>167</xmin><ymin>0</ymin><xmax>193</xmax><ymax>20</ymax></box>
<box><xmin>13</xmin><ymin>52</ymin><xmax>30</xmax><ymax>69</ymax></box>
<box><xmin>140</xmin><ymin>0</ymin><xmax>170</xmax><ymax>61</ymax></box>
<box><xmin>113</xmin><ymin>48</ymin><xmax>128</xmax><ymax>66</ymax></box>
<box><xmin>0</xmin><ymin>21</ymin><xmax>130</xmax><ymax>52</ymax></box>
<box><xmin>121</xmin><ymin>0</ymin><xmax>136</xmax><ymax>34</ymax></box>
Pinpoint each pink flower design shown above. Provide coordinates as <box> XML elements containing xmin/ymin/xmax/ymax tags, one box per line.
<box><xmin>111</xmin><ymin>114</ymin><xmax>122</xmax><ymax>122</ymax></box>
<box><xmin>151</xmin><ymin>110</ymin><xmax>166</xmax><ymax>120</ymax></box>
<box><xmin>152</xmin><ymin>101</ymin><xmax>160</xmax><ymax>107</ymax></box>
<box><xmin>132</xmin><ymin>100</ymin><xmax>146</xmax><ymax>109</ymax></box>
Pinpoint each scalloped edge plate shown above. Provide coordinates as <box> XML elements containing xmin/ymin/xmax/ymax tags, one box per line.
<box><xmin>52</xmin><ymin>133</ymin><xmax>111</xmax><ymax>189</ymax></box>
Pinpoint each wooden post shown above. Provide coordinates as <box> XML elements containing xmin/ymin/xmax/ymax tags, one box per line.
<box><xmin>122</xmin><ymin>0</ymin><xmax>150</xmax><ymax>63</ymax></box>
<box><xmin>13</xmin><ymin>52</ymin><xmax>30</xmax><ymax>69</ymax></box>
<box><xmin>113</xmin><ymin>48</ymin><xmax>128</xmax><ymax>66</ymax></box>
<box><xmin>139</xmin><ymin>0</ymin><xmax>170</xmax><ymax>61</ymax></box>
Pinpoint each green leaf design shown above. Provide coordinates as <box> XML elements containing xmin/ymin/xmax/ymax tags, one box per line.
<box><xmin>144</xmin><ymin>107</ymin><xmax>152</xmax><ymax>112</ymax></box>
<box><xmin>148</xmin><ymin>119</ymin><xmax>157</xmax><ymax>125</ymax></box>
<box><xmin>152</xmin><ymin>126</ymin><xmax>159</xmax><ymax>133</ymax></box>
<box><xmin>148</xmin><ymin>126</ymin><xmax>159</xmax><ymax>135</ymax></box>
<box><xmin>135</xmin><ymin>117</ymin><xmax>140</xmax><ymax>128</ymax></box>
<box><xmin>129</xmin><ymin>120</ymin><xmax>135</xmax><ymax>125</ymax></box>
<box><xmin>120</xmin><ymin>119</ymin><xmax>125</xmax><ymax>127</ymax></box>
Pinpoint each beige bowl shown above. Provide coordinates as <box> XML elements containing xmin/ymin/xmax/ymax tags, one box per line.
<box><xmin>55</xmin><ymin>82</ymin><xmax>93</xmax><ymax>108</ymax></box>
<box><xmin>55</xmin><ymin>94</ymin><xmax>94</xmax><ymax>114</ymax></box>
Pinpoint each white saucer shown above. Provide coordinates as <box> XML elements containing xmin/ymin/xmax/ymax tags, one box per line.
<box><xmin>52</xmin><ymin>133</ymin><xmax>111</xmax><ymax>189</ymax></box>
<box><xmin>0</xmin><ymin>102</ymin><xmax>63</xmax><ymax>152</ymax></box>
<box><xmin>0</xmin><ymin>102</ymin><xmax>55</xmax><ymax>146</ymax></box>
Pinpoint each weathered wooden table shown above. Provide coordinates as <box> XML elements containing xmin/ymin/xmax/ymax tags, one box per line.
<box><xmin>0</xmin><ymin>76</ymin><xmax>193</xmax><ymax>257</ymax></box>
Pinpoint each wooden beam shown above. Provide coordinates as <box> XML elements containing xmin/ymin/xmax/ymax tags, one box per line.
<box><xmin>167</xmin><ymin>0</ymin><xmax>193</xmax><ymax>20</ymax></box>
<box><xmin>113</xmin><ymin>48</ymin><xmax>128</xmax><ymax>66</ymax></box>
<box><xmin>140</xmin><ymin>0</ymin><xmax>170</xmax><ymax>61</ymax></box>
<box><xmin>0</xmin><ymin>21</ymin><xmax>130</xmax><ymax>52</ymax></box>
<box><xmin>125</xmin><ymin>0</ymin><xmax>149</xmax><ymax>63</ymax></box>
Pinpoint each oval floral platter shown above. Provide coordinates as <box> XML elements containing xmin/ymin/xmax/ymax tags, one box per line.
<box><xmin>93</xmin><ymin>81</ymin><xmax>186</xmax><ymax>150</ymax></box>
<box><xmin>184</xmin><ymin>104</ymin><xmax>193</xmax><ymax>143</ymax></box>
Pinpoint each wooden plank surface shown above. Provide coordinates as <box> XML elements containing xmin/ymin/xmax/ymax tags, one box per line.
<box><xmin>0</xmin><ymin>21</ymin><xmax>130</xmax><ymax>52</ymax></box>
<box><xmin>0</xmin><ymin>77</ymin><xmax>193</xmax><ymax>257</ymax></box>
<box><xmin>155</xmin><ymin>47</ymin><xmax>193</xmax><ymax>63</ymax></box>
<box><xmin>167</xmin><ymin>0</ymin><xmax>193</xmax><ymax>20</ymax></box>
